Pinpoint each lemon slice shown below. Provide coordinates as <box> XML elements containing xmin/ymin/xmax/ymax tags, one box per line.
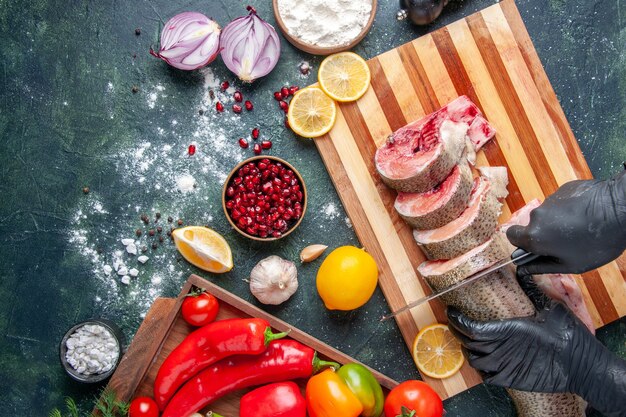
<box><xmin>287</xmin><ymin>86</ymin><xmax>337</xmax><ymax>138</ymax></box>
<box><xmin>172</xmin><ymin>226</ymin><xmax>233</xmax><ymax>273</ymax></box>
<box><xmin>318</xmin><ymin>52</ymin><xmax>371</xmax><ymax>102</ymax></box>
<box><xmin>412</xmin><ymin>324</ymin><xmax>464</xmax><ymax>379</ymax></box>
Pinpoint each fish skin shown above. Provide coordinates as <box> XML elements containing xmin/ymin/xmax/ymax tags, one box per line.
<box><xmin>395</xmin><ymin>163</ymin><xmax>474</xmax><ymax>230</ymax></box>
<box><xmin>419</xmin><ymin>238</ymin><xmax>586</xmax><ymax>416</ymax></box>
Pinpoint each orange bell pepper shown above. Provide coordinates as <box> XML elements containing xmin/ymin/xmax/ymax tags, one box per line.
<box><xmin>306</xmin><ymin>369</ymin><xmax>364</xmax><ymax>417</ymax></box>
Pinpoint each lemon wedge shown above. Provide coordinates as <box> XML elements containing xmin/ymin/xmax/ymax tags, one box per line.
<box><xmin>172</xmin><ymin>226</ymin><xmax>233</xmax><ymax>273</ymax></box>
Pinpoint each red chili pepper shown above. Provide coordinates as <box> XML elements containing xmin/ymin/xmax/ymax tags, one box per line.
<box><xmin>240</xmin><ymin>381</ymin><xmax>306</xmax><ymax>417</ymax></box>
<box><xmin>154</xmin><ymin>318</ymin><xmax>288</xmax><ymax>410</ymax></box>
<box><xmin>161</xmin><ymin>339</ymin><xmax>339</xmax><ymax>417</ymax></box>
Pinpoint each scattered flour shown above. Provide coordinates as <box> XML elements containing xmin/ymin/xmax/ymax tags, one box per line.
<box><xmin>322</xmin><ymin>202</ymin><xmax>339</xmax><ymax>219</ymax></box>
<box><xmin>176</xmin><ymin>174</ymin><xmax>196</xmax><ymax>193</ymax></box>
<box><xmin>66</xmin><ymin>67</ymin><xmax>261</xmax><ymax>320</ymax></box>
<box><xmin>146</xmin><ymin>84</ymin><xmax>166</xmax><ymax>109</ymax></box>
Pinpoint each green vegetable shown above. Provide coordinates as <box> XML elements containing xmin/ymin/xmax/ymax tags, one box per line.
<box><xmin>49</xmin><ymin>388</ymin><xmax>129</xmax><ymax>417</ymax></box>
<box><xmin>337</xmin><ymin>363</ymin><xmax>385</xmax><ymax>417</ymax></box>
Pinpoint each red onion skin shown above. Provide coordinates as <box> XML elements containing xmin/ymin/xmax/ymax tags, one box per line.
<box><xmin>220</xmin><ymin>9</ymin><xmax>281</xmax><ymax>82</ymax></box>
<box><xmin>152</xmin><ymin>12</ymin><xmax>221</xmax><ymax>71</ymax></box>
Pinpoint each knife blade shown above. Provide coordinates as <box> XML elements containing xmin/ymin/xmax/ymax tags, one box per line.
<box><xmin>380</xmin><ymin>248</ymin><xmax>540</xmax><ymax>322</ymax></box>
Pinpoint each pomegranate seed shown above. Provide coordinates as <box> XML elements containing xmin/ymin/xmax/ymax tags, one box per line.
<box><xmin>281</xmin><ymin>87</ymin><xmax>289</xmax><ymax>98</ymax></box>
<box><xmin>289</xmin><ymin>86</ymin><xmax>299</xmax><ymax>95</ymax></box>
<box><xmin>253</xmin><ymin>143</ymin><xmax>262</xmax><ymax>155</ymax></box>
<box><xmin>216</xmin><ymin>102</ymin><xmax>224</xmax><ymax>112</ymax></box>
<box><xmin>232</xmin><ymin>104</ymin><xmax>242</xmax><ymax>114</ymax></box>
<box><xmin>284</xmin><ymin>117</ymin><xmax>291</xmax><ymax>130</ymax></box>
<box><xmin>233</xmin><ymin>91</ymin><xmax>243</xmax><ymax>102</ymax></box>
<box><xmin>221</xmin><ymin>81</ymin><xmax>229</xmax><ymax>91</ymax></box>
<box><xmin>188</xmin><ymin>144</ymin><xmax>196</xmax><ymax>156</ymax></box>
<box><xmin>245</xmin><ymin>100</ymin><xmax>253</xmax><ymax>111</ymax></box>
<box><xmin>273</xmin><ymin>92</ymin><xmax>282</xmax><ymax>101</ymax></box>
<box><xmin>261</xmin><ymin>140</ymin><xmax>272</xmax><ymax>150</ymax></box>
<box><xmin>238</xmin><ymin>138</ymin><xmax>249</xmax><ymax>149</ymax></box>
<box><xmin>272</xmin><ymin>231</ymin><xmax>282</xmax><ymax>238</ymax></box>
<box><xmin>279</xmin><ymin>101</ymin><xmax>289</xmax><ymax>112</ymax></box>
<box><xmin>252</xmin><ymin>128</ymin><xmax>260</xmax><ymax>140</ymax></box>
<box><xmin>226</xmin><ymin>186</ymin><xmax>235</xmax><ymax>197</ymax></box>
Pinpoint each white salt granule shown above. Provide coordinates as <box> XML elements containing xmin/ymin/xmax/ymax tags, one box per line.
<box><xmin>65</xmin><ymin>324</ymin><xmax>119</xmax><ymax>375</ymax></box>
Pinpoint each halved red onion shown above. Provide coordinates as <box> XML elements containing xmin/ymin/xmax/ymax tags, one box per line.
<box><xmin>150</xmin><ymin>12</ymin><xmax>220</xmax><ymax>71</ymax></box>
<box><xmin>220</xmin><ymin>6</ymin><xmax>281</xmax><ymax>82</ymax></box>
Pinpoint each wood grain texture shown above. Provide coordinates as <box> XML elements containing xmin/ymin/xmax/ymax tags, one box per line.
<box><xmin>103</xmin><ymin>275</ymin><xmax>397</xmax><ymax>415</ymax></box>
<box><xmin>313</xmin><ymin>0</ymin><xmax>626</xmax><ymax>400</ymax></box>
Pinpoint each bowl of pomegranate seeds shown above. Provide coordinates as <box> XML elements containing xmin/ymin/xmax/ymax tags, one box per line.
<box><xmin>223</xmin><ymin>156</ymin><xmax>307</xmax><ymax>240</ymax></box>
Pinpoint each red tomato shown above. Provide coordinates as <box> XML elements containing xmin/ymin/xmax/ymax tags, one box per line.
<box><xmin>181</xmin><ymin>291</ymin><xmax>219</xmax><ymax>326</ymax></box>
<box><xmin>129</xmin><ymin>397</ymin><xmax>159</xmax><ymax>417</ymax></box>
<box><xmin>384</xmin><ymin>380</ymin><xmax>443</xmax><ymax>417</ymax></box>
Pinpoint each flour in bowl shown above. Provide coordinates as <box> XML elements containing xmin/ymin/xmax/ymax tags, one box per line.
<box><xmin>277</xmin><ymin>0</ymin><xmax>373</xmax><ymax>48</ymax></box>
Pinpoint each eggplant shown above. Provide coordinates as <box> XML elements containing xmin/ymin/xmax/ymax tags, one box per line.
<box><xmin>397</xmin><ymin>0</ymin><xmax>449</xmax><ymax>25</ymax></box>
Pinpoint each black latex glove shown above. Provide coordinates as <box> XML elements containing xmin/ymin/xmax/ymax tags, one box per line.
<box><xmin>447</xmin><ymin>274</ymin><xmax>626</xmax><ymax>417</ymax></box>
<box><xmin>507</xmin><ymin>169</ymin><xmax>626</xmax><ymax>275</ymax></box>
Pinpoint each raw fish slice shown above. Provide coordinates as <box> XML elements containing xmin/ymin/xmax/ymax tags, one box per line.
<box><xmin>413</xmin><ymin>177</ymin><xmax>502</xmax><ymax>260</ymax></box>
<box><xmin>395</xmin><ymin>163</ymin><xmax>473</xmax><ymax>230</ymax></box>
<box><xmin>375</xmin><ymin>96</ymin><xmax>487</xmax><ymax>193</ymax></box>
<box><xmin>375</xmin><ymin>119</ymin><xmax>467</xmax><ymax>193</ymax></box>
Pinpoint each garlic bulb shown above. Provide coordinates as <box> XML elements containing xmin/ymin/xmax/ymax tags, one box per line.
<box><xmin>250</xmin><ymin>255</ymin><xmax>298</xmax><ymax>305</ymax></box>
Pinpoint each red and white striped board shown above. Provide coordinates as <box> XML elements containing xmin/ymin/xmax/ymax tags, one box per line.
<box><xmin>313</xmin><ymin>0</ymin><xmax>626</xmax><ymax>400</ymax></box>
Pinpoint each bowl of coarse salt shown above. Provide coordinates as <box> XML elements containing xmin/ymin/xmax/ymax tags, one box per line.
<box><xmin>59</xmin><ymin>319</ymin><xmax>126</xmax><ymax>383</ymax></box>
<box><xmin>273</xmin><ymin>0</ymin><xmax>377</xmax><ymax>55</ymax></box>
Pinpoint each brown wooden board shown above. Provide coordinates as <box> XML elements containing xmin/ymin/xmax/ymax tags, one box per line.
<box><xmin>313</xmin><ymin>0</ymin><xmax>626</xmax><ymax>400</ymax></box>
<box><xmin>103</xmin><ymin>274</ymin><xmax>397</xmax><ymax>416</ymax></box>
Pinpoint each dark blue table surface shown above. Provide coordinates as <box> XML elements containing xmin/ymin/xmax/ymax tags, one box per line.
<box><xmin>0</xmin><ymin>0</ymin><xmax>624</xmax><ymax>415</ymax></box>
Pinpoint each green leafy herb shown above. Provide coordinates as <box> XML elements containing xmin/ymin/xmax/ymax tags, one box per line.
<box><xmin>49</xmin><ymin>388</ymin><xmax>129</xmax><ymax>417</ymax></box>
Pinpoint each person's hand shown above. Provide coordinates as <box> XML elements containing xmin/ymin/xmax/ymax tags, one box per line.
<box><xmin>447</xmin><ymin>273</ymin><xmax>626</xmax><ymax>417</ymax></box>
<box><xmin>506</xmin><ymin>169</ymin><xmax>626</xmax><ymax>275</ymax></box>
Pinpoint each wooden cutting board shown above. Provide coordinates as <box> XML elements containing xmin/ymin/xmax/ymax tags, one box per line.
<box><xmin>314</xmin><ymin>0</ymin><xmax>626</xmax><ymax>400</ymax></box>
<box><xmin>103</xmin><ymin>275</ymin><xmax>396</xmax><ymax>415</ymax></box>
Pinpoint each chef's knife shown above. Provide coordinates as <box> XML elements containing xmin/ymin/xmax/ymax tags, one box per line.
<box><xmin>380</xmin><ymin>248</ymin><xmax>540</xmax><ymax>322</ymax></box>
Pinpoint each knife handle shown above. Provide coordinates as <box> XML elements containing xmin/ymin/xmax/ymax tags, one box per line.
<box><xmin>511</xmin><ymin>248</ymin><xmax>541</xmax><ymax>266</ymax></box>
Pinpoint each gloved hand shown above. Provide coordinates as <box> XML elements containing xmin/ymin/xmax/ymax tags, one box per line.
<box><xmin>507</xmin><ymin>169</ymin><xmax>626</xmax><ymax>275</ymax></box>
<box><xmin>447</xmin><ymin>273</ymin><xmax>626</xmax><ymax>417</ymax></box>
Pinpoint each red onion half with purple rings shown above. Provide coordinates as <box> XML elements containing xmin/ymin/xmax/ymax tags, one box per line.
<box><xmin>150</xmin><ymin>12</ymin><xmax>221</xmax><ymax>71</ymax></box>
<box><xmin>220</xmin><ymin>6</ymin><xmax>281</xmax><ymax>82</ymax></box>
